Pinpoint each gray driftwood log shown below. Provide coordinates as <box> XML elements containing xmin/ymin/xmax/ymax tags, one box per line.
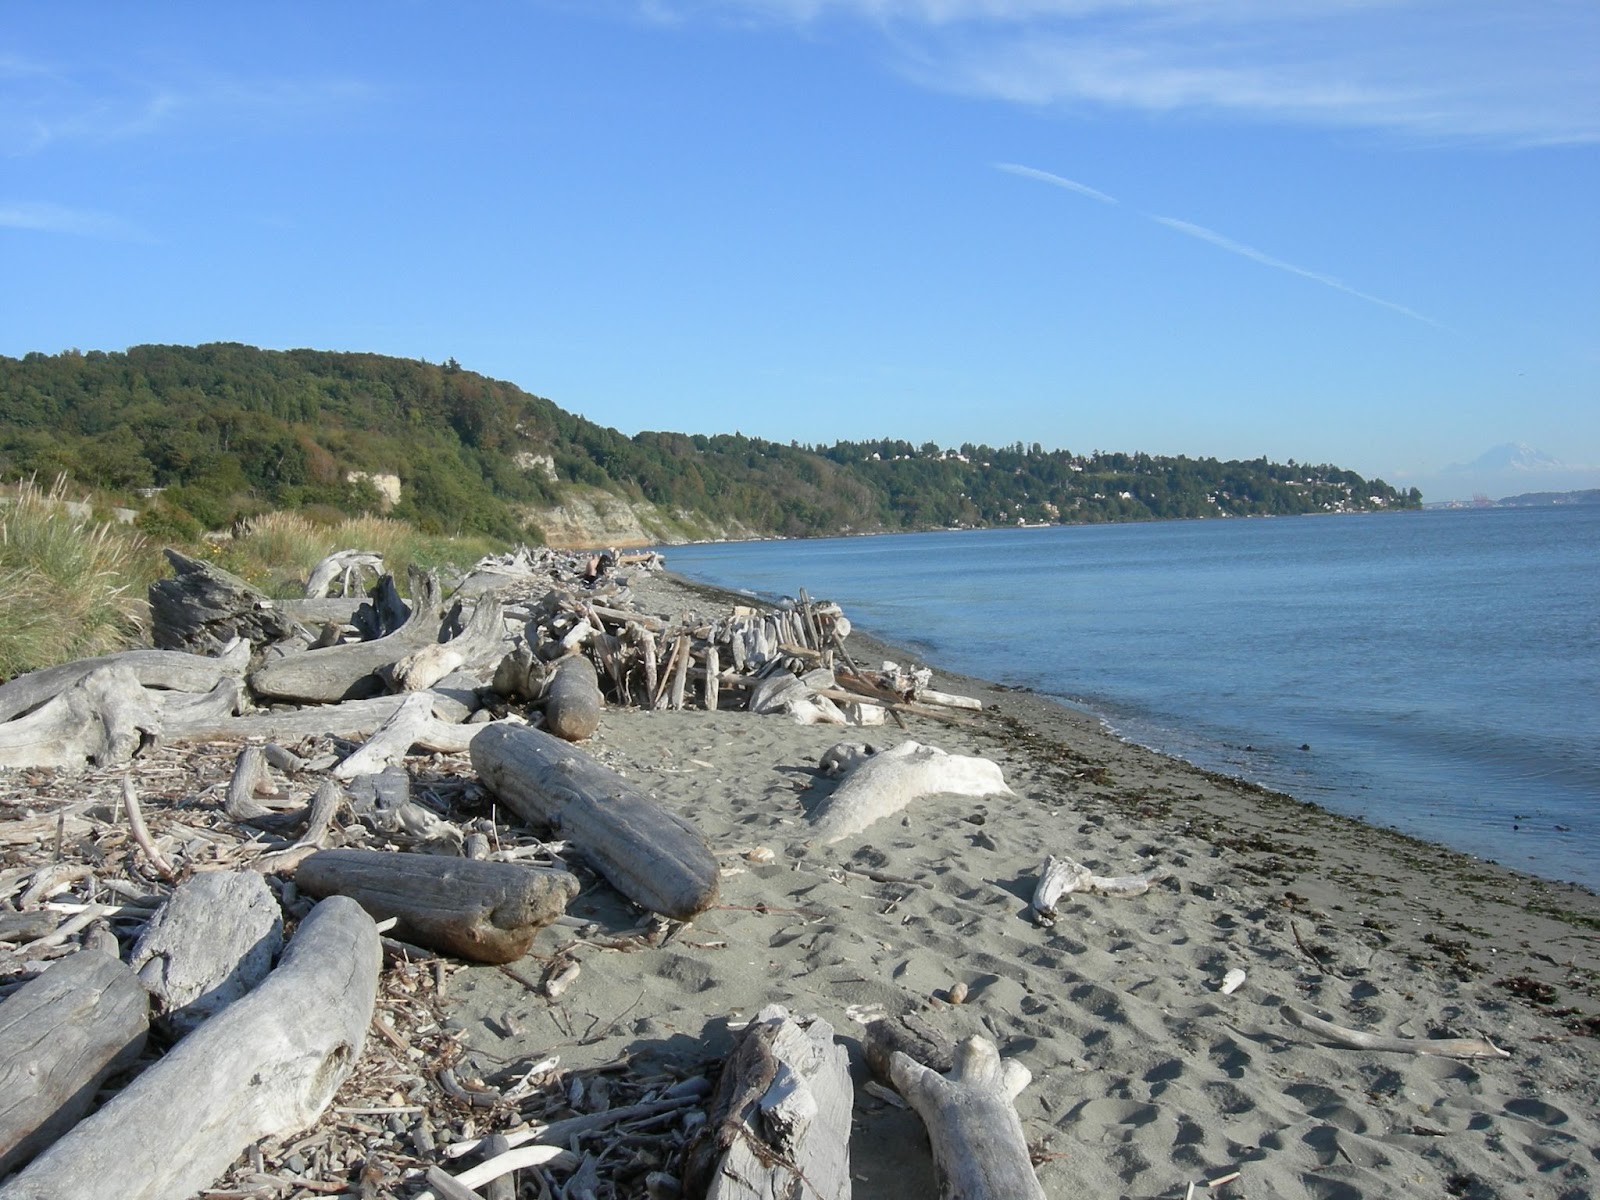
<box><xmin>294</xmin><ymin>849</ymin><xmax>580</xmax><ymax>964</ymax></box>
<box><xmin>0</xmin><ymin>664</ymin><xmax>160</xmax><ymax>771</ymax></box>
<box><xmin>128</xmin><ymin>870</ymin><xmax>284</xmax><ymax>1036</ymax></box>
<box><xmin>0</xmin><ymin>896</ymin><xmax>380</xmax><ymax>1200</ymax></box>
<box><xmin>685</xmin><ymin>1005</ymin><xmax>852</xmax><ymax>1200</ymax></box>
<box><xmin>248</xmin><ymin>569</ymin><xmax>446</xmax><ymax>703</ymax></box>
<box><xmin>0</xmin><ymin>639</ymin><xmax>250</xmax><ymax>724</ymax></box>
<box><xmin>889</xmin><ymin>1036</ymin><xmax>1045</xmax><ymax>1200</ymax></box>
<box><xmin>471</xmin><ymin>724</ymin><xmax>720</xmax><ymax>920</ymax></box>
<box><xmin>0</xmin><ymin>951</ymin><xmax>149</xmax><ymax>1177</ymax></box>
<box><xmin>148</xmin><ymin>549</ymin><xmax>306</xmax><ymax>656</ymax></box>
<box><xmin>543</xmin><ymin>653</ymin><xmax>603</xmax><ymax>741</ymax></box>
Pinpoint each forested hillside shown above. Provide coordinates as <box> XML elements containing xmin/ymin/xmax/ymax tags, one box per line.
<box><xmin>0</xmin><ymin>344</ymin><xmax>1419</xmax><ymax>543</ymax></box>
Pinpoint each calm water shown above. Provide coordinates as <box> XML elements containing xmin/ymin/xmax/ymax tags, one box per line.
<box><xmin>661</xmin><ymin>507</ymin><xmax>1600</xmax><ymax>891</ymax></box>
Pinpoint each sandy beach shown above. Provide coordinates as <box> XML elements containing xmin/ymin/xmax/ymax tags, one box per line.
<box><xmin>435</xmin><ymin>568</ymin><xmax>1600</xmax><ymax>1199</ymax></box>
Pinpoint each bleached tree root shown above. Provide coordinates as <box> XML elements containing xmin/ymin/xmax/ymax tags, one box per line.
<box><xmin>808</xmin><ymin>741</ymin><xmax>1012</xmax><ymax>846</ymax></box>
<box><xmin>0</xmin><ymin>951</ymin><xmax>149</xmax><ymax>1176</ymax></box>
<box><xmin>1030</xmin><ymin>854</ymin><xmax>1173</xmax><ymax>923</ymax></box>
<box><xmin>889</xmin><ymin>1036</ymin><xmax>1045</xmax><ymax>1200</ymax></box>
<box><xmin>1</xmin><ymin>896</ymin><xmax>381</xmax><ymax>1200</ymax></box>
<box><xmin>0</xmin><ymin>639</ymin><xmax>250</xmax><ymax>724</ymax></box>
<box><xmin>1281</xmin><ymin>1005</ymin><xmax>1510</xmax><ymax>1059</ymax></box>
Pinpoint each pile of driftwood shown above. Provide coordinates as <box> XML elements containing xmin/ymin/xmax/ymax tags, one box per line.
<box><xmin>0</xmin><ymin>545</ymin><xmax>1060</xmax><ymax>1198</ymax></box>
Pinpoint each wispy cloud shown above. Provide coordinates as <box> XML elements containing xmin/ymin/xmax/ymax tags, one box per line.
<box><xmin>675</xmin><ymin>1</ymin><xmax>1600</xmax><ymax>146</ymax></box>
<box><xmin>993</xmin><ymin>161</ymin><xmax>1117</xmax><ymax>203</ymax></box>
<box><xmin>998</xmin><ymin>160</ymin><xmax>1443</xmax><ymax>328</ymax></box>
<box><xmin>0</xmin><ymin>201</ymin><xmax>143</xmax><ymax>240</ymax></box>
<box><xmin>2</xmin><ymin>53</ymin><xmax>373</xmax><ymax>156</ymax></box>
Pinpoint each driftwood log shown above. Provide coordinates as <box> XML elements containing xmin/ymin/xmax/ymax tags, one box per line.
<box><xmin>0</xmin><ymin>664</ymin><xmax>159</xmax><ymax>771</ymax></box>
<box><xmin>0</xmin><ymin>639</ymin><xmax>250</xmax><ymax>724</ymax></box>
<box><xmin>543</xmin><ymin>654</ymin><xmax>603</xmax><ymax>742</ymax></box>
<box><xmin>148</xmin><ymin>549</ymin><xmax>306</xmax><ymax>656</ymax></box>
<box><xmin>684</xmin><ymin>1006</ymin><xmax>852</xmax><ymax>1200</ymax></box>
<box><xmin>0</xmin><ymin>951</ymin><xmax>149</xmax><ymax>1177</ymax></box>
<box><xmin>863</xmin><ymin>1012</ymin><xmax>956</xmax><ymax>1086</ymax></box>
<box><xmin>890</xmin><ymin>1036</ymin><xmax>1045</xmax><ymax>1200</ymax></box>
<box><xmin>471</xmin><ymin>724</ymin><xmax>720</xmax><ymax>920</ymax></box>
<box><xmin>248</xmin><ymin>569</ymin><xmax>446</xmax><ymax>703</ymax></box>
<box><xmin>295</xmin><ymin>849</ymin><xmax>580</xmax><ymax>964</ymax></box>
<box><xmin>330</xmin><ymin>692</ymin><xmax>515</xmax><ymax>780</ymax></box>
<box><xmin>808</xmin><ymin>740</ymin><xmax>1012</xmax><ymax>846</ymax></box>
<box><xmin>128</xmin><ymin>870</ymin><xmax>284</xmax><ymax>1035</ymax></box>
<box><xmin>379</xmin><ymin>594</ymin><xmax>508</xmax><ymax>693</ymax></box>
<box><xmin>0</xmin><ymin>896</ymin><xmax>380</xmax><ymax>1200</ymax></box>
<box><xmin>304</xmin><ymin>550</ymin><xmax>383</xmax><ymax>599</ymax></box>
<box><xmin>166</xmin><ymin>684</ymin><xmax>477</xmax><ymax>745</ymax></box>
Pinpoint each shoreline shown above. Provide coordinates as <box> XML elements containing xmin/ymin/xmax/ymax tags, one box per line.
<box><xmin>442</xmin><ymin>565</ymin><xmax>1599</xmax><ymax>1198</ymax></box>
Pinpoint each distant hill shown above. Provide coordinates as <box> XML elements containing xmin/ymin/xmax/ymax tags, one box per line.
<box><xmin>0</xmin><ymin>344</ymin><xmax>1420</xmax><ymax>545</ymax></box>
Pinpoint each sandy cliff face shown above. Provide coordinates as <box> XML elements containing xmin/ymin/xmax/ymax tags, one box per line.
<box><xmin>526</xmin><ymin>487</ymin><xmax>760</xmax><ymax>549</ymax></box>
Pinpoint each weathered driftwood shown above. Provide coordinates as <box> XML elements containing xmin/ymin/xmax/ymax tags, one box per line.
<box><xmin>225</xmin><ymin>745</ymin><xmax>279</xmax><ymax>821</ymax></box>
<box><xmin>248</xmin><ymin>569</ymin><xmax>446</xmax><ymax>703</ymax></box>
<box><xmin>684</xmin><ymin>1006</ymin><xmax>853</xmax><ymax>1200</ymax></box>
<box><xmin>331</xmin><ymin>692</ymin><xmax>517</xmax><ymax>780</ymax></box>
<box><xmin>471</xmin><ymin>724</ymin><xmax>720</xmax><ymax>920</ymax></box>
<box><xmin>1</xmin><ymin>896</ymin><xmax>380</xmax><ymax>1200</ymax></box>
<box><xmin>0</xmin><ymin>664</ymin><xmax>159</xmax><ymax>772</ymax></box>
<box><xmin>165</xmin><ymin>684</ymin><xmax>476</xmax><ymax>745</ymax></box>
<box><xmin>148</xmin><ymin>549</ymin><xmax>306</xmax><ymax>657</ymax></box>
<box><xmin>380</xmin><ymin>594</ymin><xmax>508</xmax><ymax>693</ymax></box>
<box><xmin>1281</xmin><ymin>1005</ymin><xmax>1510</xmax><ymax>1059</ymax></box>
<box><xmin>807</xmin><ymin>740</ymin><xmax>1012</xmax><ymax>846</ymax></box>
<box><xmin>304</xmin><ymin>549</ymin><xmax>383</xmax><ymax>599</ymax></box>
<box><xmin>0</xmin><ymin>951</ymin><xmax>149</xmax><ymax>1177</ymax></box>
<box><xmin>151</xmin><ymin>676</ymin><xmax>245</xmax><ymax>729</ymax></box>
<box><xmin>1030</xmin><ymin>854</ymin><xmax>1174</xmax><ymax>923</ymax></box>
<box><xmin>295</xmin><ymin>849</ymin><xmax>580</xmax><ymax>964</ymax></box>
<box><xmin>129</xmin><ymin>870</ymin><xmax>284</xmax><ymax>1036</ymax></box>
<box><xmin>543</xmin><ymin>654</ymin><xmax>603</xmax><ymax>742</ymax></box>
<box><xmin>863</xmin><ymin>1012</ymin><xmax>956</xmax><ymax>1087</ymax></box>
<box><xmin>0</xmin><ymin>639</ymin><xmax>251</xmax><ymax>724</ymax></box>
<box><xmin>890</xmin><ymin>1036</ymin><xmax>1045</xmax><ymax>1200</ymax></box>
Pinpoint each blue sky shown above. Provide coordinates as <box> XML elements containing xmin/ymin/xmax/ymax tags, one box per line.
<box><xmin>4</xmin><ymin>1</ymin><xmax>1597</xmax><ymax>500</ymax></box>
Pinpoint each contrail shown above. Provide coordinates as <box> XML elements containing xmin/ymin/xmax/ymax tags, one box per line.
<box><xmin>993</xmin><ymin>162</ymin><xmax>1118</xmax><ymax>204</ymax></box>
<box><xmin>1150</xmin><ymin>215</ymin><xmax>1447</xmax><ymax>329</ymax></box>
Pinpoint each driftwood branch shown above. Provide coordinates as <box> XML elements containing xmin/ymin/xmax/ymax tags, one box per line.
<box><xmin>889</xmin><ymin>1036</ymin><xmax>1045</xmax><ymax>1200</ymax></box>
<box><xmin>1030</xmin><ymin>854</ymin><xmax>1174</xmax><ymax>923</ymax></box>
<box><xmin>1281</xmin><ymin>1005</ymin><xmax>1510</xmax><ymax>1059</ymax></box>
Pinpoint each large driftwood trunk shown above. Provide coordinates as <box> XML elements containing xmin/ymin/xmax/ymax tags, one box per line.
<box><xmin>684</xmin><ymin>1006</ymin><xmax>852</xmax><ymax>1200</ymax></box>
<box><xmin>543</xmin><ymin>654</ymin><xmax>603</xmax><ymax>742</ymax></box>
<box><xmin>248</xmin><ymin>569</ymin><xmax>446</xmax><ymax>703</ymax></box>
<box><xmin>295</xmin><ymin>849</ymin><xmax>580</xmax><ymax>964</ymax></box>
<box><xmin>889</xmin><ymin>1036</ymin><xmax>1045</xmax><ymax>1200</ymax></box>
<box><xmin>808</xmin><ymin>741</ymin><xmax>1012</xmax><ymax>846</ymax></box>
<box><xmin>148</xmin><ymin>549</ymin><xmax>306</xmax><ymax>656</ymax></box>
<box><xmin>0</xmin><ymin>952</ymin><xmax>149</xmax><ymax>1177</ymax></box>
<box><xmin>0</xmin><ymin>639</ymin><xmax>250</xmax><ymax>724</ymax></box>
<box><xmin>1</xmin><ymin>896</ymin><xmax>380</xmax><ymax>1200</ymax></box>
<box><xmin>166</xmin><ymin>685</ymin><xmax>477</xmax><ymax>744</ymax></box>
<box><xmin>128</xmin><ymin>871</ymin><xmax>284</xmax><ymax>1036</ymax></box>
<box><xmin>379</xmin><ymin>594</ymin><xmax>509</xmax><ymax>693</ymax></box>
<box><xmin>0</xmin><ymin>664</ymin><xmax>160</xmax><ymax>771</ymax></box>
<box><xmin>471</xmin><ymin>725</ymin><xmax>720</xmax><ymax>920</ymax></box>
